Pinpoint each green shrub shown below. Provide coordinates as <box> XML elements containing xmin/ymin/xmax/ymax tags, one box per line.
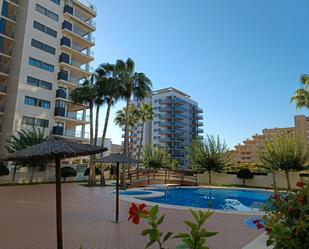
<box><xmin>0</xmin><ymin>162</ymin><xmax>9</xmax><ymax>176</ymax></box>
<box><xmin>84</xmin><ymin>167</ymin><xmax>101</xmax><ymax>176</ymax></box>
<box><xmin>263</xmin><ymin>181</ymin><xmax>309</xmax><ymax>248</ymax></box>
<box><xmin>61</xmin><ymin>167</ymin><xmax>77</xmax><ymax>182</ymax></box>
<box><xmin>237</xmin><ymin>168</ymin><xmax>254</xmax><ymax>186</ymax></box>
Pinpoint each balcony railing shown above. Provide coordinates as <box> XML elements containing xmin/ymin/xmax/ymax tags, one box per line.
<box><xmin>72</xmin><ymin>26</ymin><xmax>95</xmax><ymax>42</ymax></box>
<box><xmin>74</xmin><ymin>0</ymin><xmax>97</xmax><ymax>13</ymax></box>
<box><xmin>65</xmin><ymin>129</ymin><xmax>89</xmax><ymax>139</ymax></box>
<box><xmin>66</xmin><ymin>111</ymin><xmax>89</xmax><ymax>122</ymax></box>
<box><xmin>159</xmin><ymin>137</ymin><xmax>184</xmax><ymax>143</ymax></box>
<box><xmin>70</xmin><ymin>59</ymin><xmax>93</xmax><ymax>72</ymax></box>
<box><xmin>159</xmin><ymin>106</ymin><xmax>185</xmax><ymax>113</ymax></box>
<box><xmin>0</xmin><ymin>30</ymin><xmax>14</xmax><ymax>38</ymax></box>
<box><xmin>159</xmin><ymin>129</ymin><xmax>184</xmax><ymax>135</ymax></box>
<box><xmin>197</xmin><ymin>128</ymin><xmax>203</xmax><ymax>133</ymax></box>
<box><xmin>0</xmin><ymin>64</ymin><xmax>9</xmax><ymax>74</ymax></box>
<box><xmin>0</xmin><ymin>47</ymin><xmax>12</xmax><ymax>56</ymax></box>
<box><xmin>74</xmin><ymin>11</ymin><xmax>96</xmax><ymax>27</ymax></box>
<box><xmin>0</xmin><ymin>105</ymin><xmax>4</xmax><ymax>112</ymax></box>
<box><xmin>8</xmin><ymin>0</ymin><xmax>19</xmax><ymax>4</ymax></box>
<box><xmin>159</xmin><ymin>122</ymin><xmax>185</xmax><ymax>127</ymax></box>
<box><xmin>0</xmin><ymin>84</ymin><xmax>7</xmax><ymax>93</ymax></box>
<box><xmin>71</xmin><ymin>43</ymin><xmax>94</xmax><ymax>57</ymax></box>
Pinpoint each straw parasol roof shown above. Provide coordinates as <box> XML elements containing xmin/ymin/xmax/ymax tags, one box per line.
<box><xmin>97</xmin><ymin>153</ymin><xmax>138</xmax><ymax>164</ymax></box>
<box><xmin>5</xmin><ymin>136</ymin><xmax>107</xmax><ymax>161</ymax></box>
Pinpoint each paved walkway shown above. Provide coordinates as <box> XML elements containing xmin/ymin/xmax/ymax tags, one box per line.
<box><xmin>0</xmin><ymin>183</ymin><xmax>263</xmax><ymax>249</ymax></box>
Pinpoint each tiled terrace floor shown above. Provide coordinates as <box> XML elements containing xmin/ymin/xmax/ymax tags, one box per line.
<box><xmin>0</xmin><ymin>183</ymin><xmax>262</xmax><ymax>249</ymax></box>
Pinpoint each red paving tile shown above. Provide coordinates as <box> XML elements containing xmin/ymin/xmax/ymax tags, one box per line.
<box><xmin>0</xmin><ymin>183</ymin><xmax>262</xmax><ymax>249</ymax></box>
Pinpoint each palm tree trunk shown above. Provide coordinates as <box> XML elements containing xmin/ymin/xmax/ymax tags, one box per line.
<box><xmin>89</xmin><ymin>101</ymin><xmax>95</xmax><ymax>185</ymax></box>
<box><xmin>285</xmin><ymin>170</ymin><xmax>291</xmax><ymax>190</ymax></box>
<box><xmin>12</xmin><ymin>165</ymin><xmax>17</xmax><ymax>184</ymax></box>
<box><xmin>99</xmin><ymin>101</ymin><xmax>112</xmax><ymax>186</ymax></box>
<box><xmin>121</xmin><ymin>98</ymin><xmax>131</xmax><ymax>190</ymax></box>
<box><xmin>100</xmin><ymin>164</ymin><xmax>106</xmax><ymax>186</ymax></box>
<box><xmin>94</xmin><ymin>104</ymin><xmax>100</xmax><ymax>147</ymax></box>
<box><xmin>30</xmin><ymin>167</ymin><xmax>34</xmax><ymax>183</ymax></box>
<box><xmin>137</xmin><ymin>121</ymin><xmax>145</xmax><ymax>169</ymax></box>
<box><xmin>208</xmin><ymin>170</ymin><xmax>212</xmax><ymax>185</ymax></box>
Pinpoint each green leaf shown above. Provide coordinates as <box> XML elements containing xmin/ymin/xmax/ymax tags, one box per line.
<box><xmin>149</xmin><ymin>205</ymin><xmax>159</xmax><ymax>218</ymax></box>
<box><xmin>173</xmin><ymin>233</ymin><xmax>190</xmax><ymax>239</ymax></box>
<box><xmin>184</xmin><ymin>221</ymin><xmax>197</xmax><ymax>230</ymax></box>
<box><xmin>141</xmin><ymin>229</ymin><xmax>151</xmax><ymax>236</ymax></box>
<box><xmin>190</xmin><ymin>209</ymin><xmax>199</xmax><ymax>223</ymax></box>
<box><xmin>157</xmin><ymin>214</ymin><xmax>165</xmax><ymax>225</ymax></box>
<box><xmin>163</xmin><ymin>232</ymin><xmax>173</xmax><ymax>242</ymax></box>
<box><xmin>149</xmin><ymin>229</ymin><xmax>159</xmax><ymax>241</ymax></box>
<box><xmin>175</xmin><ymin>243</ymin><xmax>190</xmax><ymax>249</ymax></box>
<box><xmin>145</xmin><ymin>240</ymin><xmax>156</xmax><ymax>249</ymax></box>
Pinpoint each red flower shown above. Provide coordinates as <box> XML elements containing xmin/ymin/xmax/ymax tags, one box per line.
<box><xmin>296</xmin><ymin>181</ymin><xmax>305</xmax><ymax>188</ymax></box>
<box><xmin>287</xmin><ymin>207</ymin><xmax>294</xmax><ymax>214</ymax></box>
<box><xmin>265</xmin><ymin>227</ymin><xmax>271</xmax><ymax>234</ymax></box>
<box><xmin>128</xmin><ymin>203</ymin><xmax>149</xmax><ymax>225</ymax></box>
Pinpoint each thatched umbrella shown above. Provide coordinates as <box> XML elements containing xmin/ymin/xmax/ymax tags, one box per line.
<box><xmin>4</xmin><ymin>136</ymin><xmax>107</xmax><ymax>249</ymax></box>
<box><xmin>97</xmin><ymin>153</ymin><xmax>138</xmax><ymax>223</ymax></box>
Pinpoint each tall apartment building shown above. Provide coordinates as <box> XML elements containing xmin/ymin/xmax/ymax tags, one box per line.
<box><xmin>0</xmin><ymin>0</ymin><xmax>96</xmax><ymax>158</ymax></box>
<box><xmin>232</xmin><ymin>115</ymin><xmax>309</xmax><ymax>164</ymax></box>
<box><xmin>128</xmin><ymin>87</ymin><xmax>204</xmax><ymax>168</ymax></box>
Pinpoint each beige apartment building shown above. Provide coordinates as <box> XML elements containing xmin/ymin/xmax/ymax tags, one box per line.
<box><xmin>233</xmin><ymin>115</ymin><xmax>309</xmax><ymax>164</ymax></box>
<box><xmin>0</xmin><ymin>0</ymin><xmax>96</xmax><ymax>158</ymax></box>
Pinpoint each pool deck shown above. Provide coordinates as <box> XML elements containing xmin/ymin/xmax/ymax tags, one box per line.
<box><xmin>0</xmin><ymin>183</ymin><xmax>264</xmax><ymax>249</ymax></box>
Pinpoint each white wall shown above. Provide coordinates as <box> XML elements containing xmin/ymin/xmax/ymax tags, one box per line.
<box><xmin>197</xmin><ymin>172</ymin><xmax>303</xmax><ymax>189</ymax></box>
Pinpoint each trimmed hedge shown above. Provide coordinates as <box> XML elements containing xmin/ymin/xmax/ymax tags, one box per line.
<box><xmin>84</xmin><ymin>167</ymin><xmax>101</xmax><ymax>176</ymax></box>
<box><xmin>61</xmin><ymin>167</ymin><xmax>77</xmax><ymax>182</ymax></box>
<box><xmin>0</xmin><ymin>163</ymin><xmax>9</xmax><ymax>176</ymax></box>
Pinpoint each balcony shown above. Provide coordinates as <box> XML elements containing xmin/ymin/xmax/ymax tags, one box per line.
<box><xmin>56</xmin><ymin>89</ymin><xmax>67</xmax><ymax>99</ymax></box>
<box><xmin>197</xmin><ymin>128</ymin><xmax>203</xmax><ymax>133</ymax></box>
<box><xmin>159</xmin><ymin>137</ymin><xmax>184</xmax><ymax>143</ymax></box>
<box><xmin>62</xmin><ymin>21</ymin><xmax>95</xmax><ymax>45</ymax></box>
<box><xmin>194</xmin><ymin>121</ymin><xmax>203</xmax><ymax>126</ymax></box>
<box><xmin>64</xmin><ymin>4</ymin><xmax>96</xmax><ymax>30</ymax></box>
<box><xmin>73</xmin><ymin>0</ymin><xmax>97</xmax><ymax>15</ymax></box>
<box><xmin>0</xmin><ymin>63</ymin><xmax>9</xmax><ymax>76</ymax></box>
<box><xmin>7</xmin><ymin>0</ymin><xmax>19</xmax><ymax>5</ymax></box>
<box><xmin>193</xmin><ymin>107</ymin><xmax>203</xmax><ymax>113</ymax></box>
<box><xmin>159</xmin><ymin>129</ymin><xmax>184</xmax><ymax>135</ymax></box>
<box><xmin>159</xmin><ymin>122</ymin><xmax>185</xmax><ymax>128</ymax></box>
<box><xmin>53</xmin><ymin>126</ymin><xmax>89</xmax><ymax>139</ymax></box>
<box><xmin>1</xmin><ymin>1</ymin><xmax>17</xmax><ymax>23</ymax></box>
<box><xmin>54</xmin><ymin>107</ymin><xmax>89</xmax><ymax>122</ymax></box>
<box><xmin>159</xmin><ymin>106</ymin><xmax>185</xmax><ymax>113</ymax></box>
<box><xmin>0</xmin><ymin>105</ymin><xmax>4</xmax><ymax>114</ymax></box>
<box><xmin>0</xmin><ymin>84</ymin><xmax>7</xmax><ymax>96</ymax></box>
<box><xmin>0</xmin><ymin>47</ymin><xmax>12</xmax><ymax>57</ymax></box>
<box><xmin>59</xmin><ymin>56</ymin><xmax>93</xmax><ymax>76</ymax></box>
<box><xmin>194</xmin><ymin>114</ymin><xmax>203</xmax><ymax>120</ymax></box>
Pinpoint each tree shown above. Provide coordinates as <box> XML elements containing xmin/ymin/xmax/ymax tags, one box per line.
<box><xmin>141</xmin><ymin>145</ymin><xmax>171</xmax><ymax>169</ymax></box>
<box><xmin>84</xmin><ymin>167</ymin><xmax>101</xmax><ymax>176</ymax></box>
<box><xmin>6</xmin><ymin>128</ymin><xmax>46</xmax><ymax>183</ymax></box>
<box><xmin>61</xmin><ymin>167</ymin><xmax>77</xmax><ymax>182</ymax></box>
<box><xmin>114</xmin><ymin>58</ymin><xmax>152</xmax><ymax>156</ymax></box>
<box><xmin>258</xmin><ymin>132</ymin><xmax>308</xmax><ymax>190</ymax></box>
<box><xmin>0</xmin><ymin>162</ymin><xmax>9</xmax><ymax>177</ymax></box>
<box><xmin>136</xmin><ymin>104</ymin><xmax>153</xmax><ymax>166</ymax></box>
<box><xmin>237</xmin><ymin>168</ymin><xmax>254</xmax><ymax>186</ymax></box>
<box><xmin>187</xmin><ymin>136</ymin><xmax>228</xmax><ymax>185</ymax></box>
<box><xmin>70</xmin><ymin>75</ymin><xmax>98</xmax><ymax>185</ymax></box>
<box><xmin>290</xmin><ymin>74</ymin><xmax>309</xmax><ymax>109</ymax></box>
<box><xmin>115</xmin><ymin>105</ymin><xmax>140</xmax><ymax>189</ymax></box>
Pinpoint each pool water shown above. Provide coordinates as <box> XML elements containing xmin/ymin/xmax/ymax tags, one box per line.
<box><xmin>138</xmin><ymin>188</ymin><xmax>272</xmax><ymax>212</ymax></box>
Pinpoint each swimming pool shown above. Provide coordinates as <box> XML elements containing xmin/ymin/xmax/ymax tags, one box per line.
<box><xmin>137</xmin><ymin>187</ymin><xmax>272</xmax><ymax>212</ymax></box>
<box><xmin>117</xmin><ymin>191</ymin><xmax>153</xmax><ymax>196</ymax></box>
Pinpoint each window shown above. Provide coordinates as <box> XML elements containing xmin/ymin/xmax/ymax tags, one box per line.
<box><xmin>31</xmin><ymin>39</ymin><xmax>56</xmax><ymax>55</ymax></box>
<box><xmin>22</xmin><ymin>116</ymin><xmax>35</xmax><ymax>126</ymax></box>
<box><xmin>33</xmin><ymin>21</ymin><xmax>57</xmax><ymax>38</ymax></box>
<box><xmin>29</xmin><ymin>57</ymin><xmax>54</xmax><ymax>72</ymax></box>
<box><xmin>36</xmin><ymin>118</ymin><xmax>49</xmax><ymax>128</ymax></box>
<box><xmin>24</xmin><ymin>96</ymin><xmax>37</xmax><ymax>106</ymax></box>
<box><xmin>51</xmin><ymin>0</ymin><xmax>60</xmax><ymax>5</ymax></box>
<box><xmin>24</xmin><ymin>96</ymin><xmax>50</xmax><ymax>109</ymax></box>
<box><xmin>27</xmin><ymin>76</ymin><xmax>52</xmax><ymax>90</ymax></box>
<box><xmin>35</xmin><ymin>4</ymin><xmax>59</xmax><ymax>21</ymax></box>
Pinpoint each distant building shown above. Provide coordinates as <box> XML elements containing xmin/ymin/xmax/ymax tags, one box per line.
<box><xmin>127</xmin><ymin>87</ymin><xmax>204</xmax><ymax>168</ymax></box>
<box><xmin>232</xmin><ymin>115</ymin><xmax>309</xmax><ymax>164</ymax></box>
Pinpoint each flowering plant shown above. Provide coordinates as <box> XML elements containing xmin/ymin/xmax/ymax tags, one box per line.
<box><xmin>128</xmin><ymin>203</ymin><xmax>217</xmax><ymax>249</ymax></box>
<box><xmin>263</xmin><ymin>181</ymin><xmax>309</xmax><ymax>249</ymax></box>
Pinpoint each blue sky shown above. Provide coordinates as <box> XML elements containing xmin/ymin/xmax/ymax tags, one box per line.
<box><xmin>90</xmin><ymin>0</ymin><xmax>309</xmax><ymax>148</ymax></box>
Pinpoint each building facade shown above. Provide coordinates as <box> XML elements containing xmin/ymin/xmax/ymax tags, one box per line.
<box><xmin>232</xmin><ymin>115</ymin><xmax>309</xmax><ymax>164</ymax></box>
<box><xmin>0</xmin><ymin>0</ymin><xmax>96</xmax><ymax>158</ymax></box>
<box><xmin>128</xmin><ymin>87</ymin><xmax>204</xmax><ymax>168</ymax></box>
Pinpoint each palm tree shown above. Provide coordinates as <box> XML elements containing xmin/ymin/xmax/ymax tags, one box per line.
<box><xmin>70</xmin><ymin>75</ymin><xmax>97</xmax><ymax>185</ymax></box>
<box><xmin>291</xmin><ymin>74</ymin><xmax>309</xmax><ymax>109</ymax></box>
<box><xmin>6</xmin><ymin>128</ymin><xmax>46</xmax><ymax>183</ymax></box>
<box><xmin>137</xmin><ymin>104</ymin><xmax>153</xmax><ymax>165</ymax></box>
<box><xmin>115</xmin><ymin>58</ymin><xmax>152</xmax><ymax>156</ymax></box>
<box><xmin>187</xmin><ymin>135</ymin><xmax>229</xmax><ymax>185</ymax></box>
<box><xmin>114</xmin><ymin>105</ymin><xmax>140</xmax><ymax>189</ymax></box>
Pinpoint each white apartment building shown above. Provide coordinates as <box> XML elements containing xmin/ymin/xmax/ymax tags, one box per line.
<box><xmin>0</xmin><ymin>0</ymin><xmax>96</xmax><ymax>158</ymax></box>
<box><xmin>129</xmin><ymin>87</ymin><xmax>204</xmax><ymax>168</ymax></box>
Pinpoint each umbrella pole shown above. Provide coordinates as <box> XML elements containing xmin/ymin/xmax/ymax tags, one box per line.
<box><xmin>55</xmin><ymin>157</ymin><xmax>63</xmax><ymax>249</ymax></box>
<box><xmin>116</xmin><ymin>162</ymin><xmax>119</xmax><ymax>223</ymax></box>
